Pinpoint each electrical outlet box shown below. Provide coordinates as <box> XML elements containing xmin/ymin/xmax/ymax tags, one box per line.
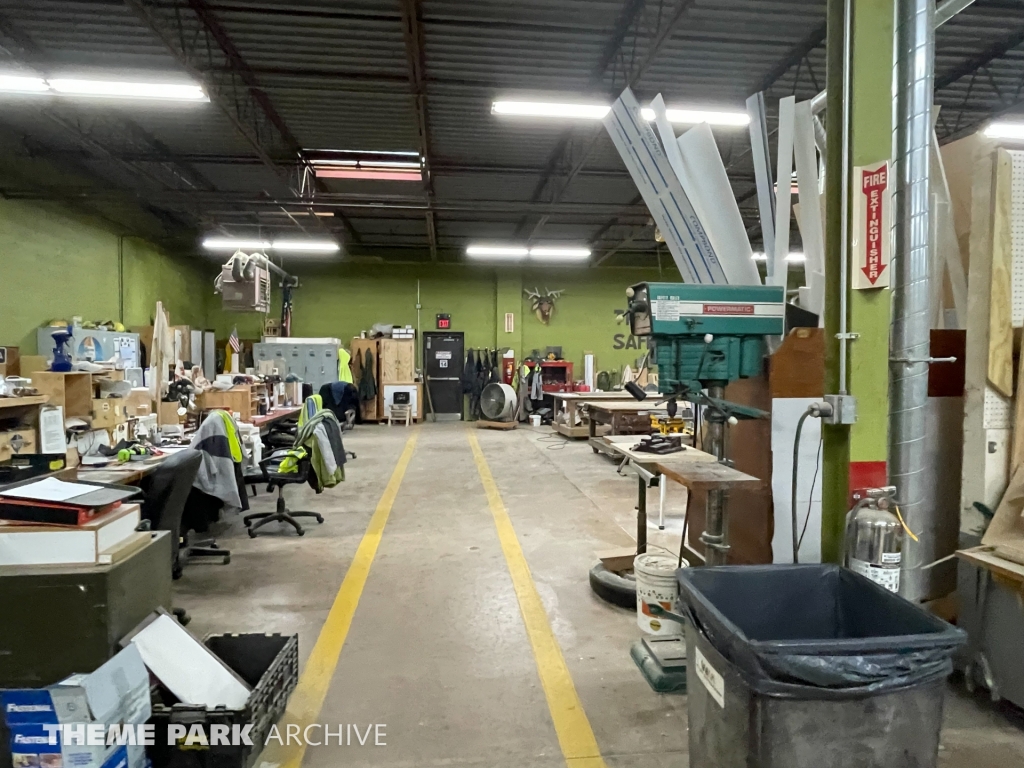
<box><xmin>823</xmin><ymin>394</ymin><xmax>857</xmax><ymax>425</ymax></box>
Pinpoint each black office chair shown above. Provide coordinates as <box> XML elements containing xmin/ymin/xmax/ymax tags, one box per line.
<box><xmin>341</xmin><ymin>409</ymin><xmax>357</xmax><ymax>460</ymax></box>
<box><xmin>243</xmin><ymin>453</ymin><xmax>324</xmax><ymax>537</ymax></box>
<box><xmin>137</xmin><ymin>448</ymin><xmax>202</xmax><ymax>624</ymax></box>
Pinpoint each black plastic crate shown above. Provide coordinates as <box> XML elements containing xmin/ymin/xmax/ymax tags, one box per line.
<box><xmin>147</xmin><ymin>633</ymin><xmax>298</xmax><ymax>768</ymax></box>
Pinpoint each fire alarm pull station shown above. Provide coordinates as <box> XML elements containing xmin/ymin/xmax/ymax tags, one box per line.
<box><xmin>436</xmin><ymin>313</ymin><xmax>451</xmax><ymax>329</ymax></box>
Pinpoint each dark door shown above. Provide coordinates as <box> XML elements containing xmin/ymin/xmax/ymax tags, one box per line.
<box><xmin>424</xmin><ymin>332</ymin><xmax>465</xmax><ymax>419</ymax></box>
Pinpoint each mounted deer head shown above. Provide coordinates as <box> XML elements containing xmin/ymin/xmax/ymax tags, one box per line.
<box><xmin>524</xmin><ymin>287</ymin><xmax>564</xmax><ymax>325</ymax></box>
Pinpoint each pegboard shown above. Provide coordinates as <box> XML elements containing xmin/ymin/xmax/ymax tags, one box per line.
<box><xmin>984</xmin><ymin>386</ymin><xmax>1013</xmax><ymax>430</ymax></box>
<box><xmin>1009</xmin><ymin>151</ymin><xmax>1024</xmax><ymax>326</ymax></box>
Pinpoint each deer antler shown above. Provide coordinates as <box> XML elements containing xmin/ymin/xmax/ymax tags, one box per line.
<box><xmin>545</xmin><ymin>288</ymin><xmax>564</xmax><ymax>299</ymax></box>
<box><xmin>523</xmin><ymin>287</ymin><xmax>541</xmax><ymax>299</ymax></box>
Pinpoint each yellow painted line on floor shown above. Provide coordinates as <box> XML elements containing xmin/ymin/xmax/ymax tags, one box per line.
<box><xmin>467</xmin><ymin>431</ymin><xmax>608</xmax><ymax>768</ymax></box>
<box><xmin>260</xmin><ymin>432</ymin><xmax>418</xmax><ymax>768</ymax></box>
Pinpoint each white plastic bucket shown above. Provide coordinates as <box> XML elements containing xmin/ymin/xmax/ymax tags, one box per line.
<box><xmin>529</xmin><ymin>414</ymin><xmax>541</xmax><ymax>427</ymax></box>
<box><xmin>634</xmin><ymin>553</ymin><xmax>688</xmax><ymax>635</ymax></box>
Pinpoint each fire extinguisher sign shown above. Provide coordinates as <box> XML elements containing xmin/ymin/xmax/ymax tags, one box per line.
<box><xmin>852</xmin><ymin>160</ymin><xmax>892</xmax><ymax>290</ymax></box>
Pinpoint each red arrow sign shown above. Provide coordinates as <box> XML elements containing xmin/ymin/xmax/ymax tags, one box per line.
<box><xmin>860</xmin><ymin>166</ymin><xmax>888</xmax><ymax>285</ymax></box>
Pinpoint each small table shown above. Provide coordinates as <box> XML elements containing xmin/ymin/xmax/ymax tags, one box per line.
<box><xmin>597</xmin><ymin>435</ymin><xmax>716</xmax><ymax>555</ymax></box>
<box><xmin>550</xmin><ymin>392</ymin><xmax>639</xmax><ymax>439</ymax></box>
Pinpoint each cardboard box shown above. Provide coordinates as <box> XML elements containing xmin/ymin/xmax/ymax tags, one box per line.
<box><xmin>31</xmin><ymin>372</ymin><xmax>93</xmax><ymax>419</ymax></box>
<box><xmin>199</xmin><ymin>386</ymin><xmax>253</xmax><ymax>421</ymax></box>
<box><xmin>18</xmin><ymin>355</ymin><xmax>47</xmax><ymax>378</ymax></box>
<box><xmin>0</xmin><ymin>644</ymin><xmax>151</xmax><ymax>768</ymax></box>
<box><xmin>157</xmin><ymin>400</ymin><xmax>181</xmax><ymax>426</ymax></box>
<box><xmin>0</xmin><ymin>428</ymin><xmax>38</xmax><ymax>462</ymax></box>
<box><xmin>124</xmin><ymin>388</ymin><xmax>153</xmax><ymax>418</ymax></box>
<box><xmin>0</xmin><ymin>347</ymin><xmax>18</xmax><ymax>377</ymax></box>
<box><xmin>90</xmin><ymin>399</ymin><xmax>129</xmax><ymax>430</ymax></box>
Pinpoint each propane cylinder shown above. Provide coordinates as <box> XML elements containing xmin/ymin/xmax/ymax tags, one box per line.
<box><xmin>844</xmin><ymin>487</ymin><xmax>903</xmax><ymax>593</ymax></box>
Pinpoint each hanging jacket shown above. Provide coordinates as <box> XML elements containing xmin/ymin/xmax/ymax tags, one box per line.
<box><xmin>338</xmin><ymin>347</ymin><xmax>353</xmax><ymax>384</ymax></box>
<box><xmin>462</xmin><ymin>349</ymin><xmax>476</xmax><ymax>394</ymax></box>
<box><xmin>190</xmin><ymin>410</ymin><xmax>248</xmax><ymax>510</ymax></box>
<box><xmin>358</xmin><ymin>349</ymin><xmax>377</xmax><ymax>401</ymax></box>
<box><xmin>295</xmin><ymin>406</ymin><xmax>346</xmax><ymax>490</ymax></box>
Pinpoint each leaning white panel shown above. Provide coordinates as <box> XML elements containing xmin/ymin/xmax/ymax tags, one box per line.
<box><xmin>604</xmin><ymin>88</ymin><xmax>727</xmax><ymax>284</ymax></box>
<box><xmin>677</xmin><ymin>122</ymin><xmax>761</xmax><ymax>285</ymax></box>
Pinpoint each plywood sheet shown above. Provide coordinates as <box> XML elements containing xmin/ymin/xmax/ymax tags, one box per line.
<box><xmin>988</xmin><ymin>149</ymin><xmax>1014</xmax><ymax>396</ymax></box>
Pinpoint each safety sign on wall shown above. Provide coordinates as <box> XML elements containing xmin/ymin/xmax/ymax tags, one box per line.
<box><xmin>851</xmin><ymin>160</ymin><xmax>892</xmax><ymax>290</ymax></box>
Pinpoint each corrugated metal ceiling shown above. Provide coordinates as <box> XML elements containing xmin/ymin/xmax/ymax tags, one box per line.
<box><xmin>0</xmin><ymin>0</ymin><xmax>1020</xmax><ymax>260</ymax></box>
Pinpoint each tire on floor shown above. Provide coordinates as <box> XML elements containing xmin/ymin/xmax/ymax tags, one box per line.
<box><xmin>589</xmin><ymin>562</ymin><xmax>636</xmax><ymax>609</ymax></box>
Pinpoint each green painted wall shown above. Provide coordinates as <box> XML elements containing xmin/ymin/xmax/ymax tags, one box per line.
<box><xmin>207</xmin><ymin>260</ymin><xmax>676</xmax><ymax>376</ymax></box>
<box><xmin>0</xmin><ymin>198</ymin><xmax>211</xmax><ymax>353</ymax></box>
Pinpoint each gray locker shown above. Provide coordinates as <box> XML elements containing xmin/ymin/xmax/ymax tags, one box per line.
<box><xmin>254</xmin><ymin>340</ymin><xmax>339</xmax><ymax>391</ymax></box>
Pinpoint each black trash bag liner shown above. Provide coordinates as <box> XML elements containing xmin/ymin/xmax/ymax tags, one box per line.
<box><xmin>677</xmin><ymin>564</ymin><xmax>966</xmax><ymax>700</ymax></box>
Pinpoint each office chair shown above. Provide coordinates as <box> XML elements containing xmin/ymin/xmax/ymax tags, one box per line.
<box><xmin>341</xmin><ymin>409</ymin><xmax>357</xmax><ymax>460</ymax></box>
<box><xmin>243</xmin><ymin>452</ymin><xmax>324</xmax><ymax>537</ymax></box>
<box><xmin>137</xmin><ymin>448</ymin><xmax>202</xmax><ymax>624</ymax></box>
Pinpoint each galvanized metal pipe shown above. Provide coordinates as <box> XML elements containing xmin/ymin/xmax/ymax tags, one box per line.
<box><xmin>892</xmin><ymin>0</ymin><xmax>936</xmax><ymax>602</ymax></box>
<box><xmin>810</xmin><ymin>0</ymin><xmax>975</xmax><ymax>115</ymax></box>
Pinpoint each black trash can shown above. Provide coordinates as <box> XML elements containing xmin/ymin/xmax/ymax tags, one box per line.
<box><xmin>677</xmin><ymin>565</ymin><xmax>966</xmax><ymax>768</ymax></box>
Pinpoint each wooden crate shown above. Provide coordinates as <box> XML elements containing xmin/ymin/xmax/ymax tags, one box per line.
<box><xmin>31</xmin><ymin>372</ymin><xmax>93</xmax><ymax>419</ymax></box>
<box><xmin>199</xmin><ymin>386</ymin><xmax>254</xmax><ymax>421</ymax></box>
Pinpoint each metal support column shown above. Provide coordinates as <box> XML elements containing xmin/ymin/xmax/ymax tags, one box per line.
<box><xmin>700</xmin><ymin>384</ymin><xmax>730</xmax><ymax>565</ymax></box>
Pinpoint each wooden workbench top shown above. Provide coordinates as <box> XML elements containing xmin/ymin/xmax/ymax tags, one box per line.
<box><xmin>656</xmin><ymin>460</ymin><xmax>762</xmax><ymax>491</ymax></box>
<box><xmin>584</xmin><ymin>400</ymin><xmax>669</xmax><ymax>413</ymax></box>
<box><xmin>599</xmin><ymin>435</ymin><xmax>715</xmax><ymax>466</ymax></box>
<box><xmin>550</xmin><ymin>391</ymin><xmax>639</xmax><ymax>401</ymax></box>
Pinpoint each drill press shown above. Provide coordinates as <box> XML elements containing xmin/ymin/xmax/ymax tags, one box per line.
<box><xmin>625</xmin><ymin>282</ymin><xmax>785</xmax><ymax>564</ymax></box>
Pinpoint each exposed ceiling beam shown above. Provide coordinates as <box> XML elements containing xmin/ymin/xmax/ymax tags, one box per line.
<box><xmin>0</xmin><ymin>12</ymin><xmax>215</xmax><ymax>200</ymax></box>
<box><xmin>399</xmin><ymin>0</ymin><xmax>437</xmax><ymax>261</ymax></box>
<box><xmin>755</xmin><ymin>21</ymin><xmax>827</xmax><ymax>94</ymax></box>
<box><xmin>934</xmin><ymin>25</ymin><xmax>1024</xmax><ymax>91</ymax></box>
<box><xmin>518</xmin><ymin>0</ymin><xmax>697</xmax><ymax>242</ymax></box>
<box><xmin>123</xmin><ymin>0</ymin><xmax>361</xmax><ymax>244</ymax></box>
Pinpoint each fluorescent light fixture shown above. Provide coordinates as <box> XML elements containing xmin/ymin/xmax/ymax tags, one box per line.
<box><xmin>491</xmin><ymin>101</ymin><xmax>610</xmax><ymax>119</ymax></box>
<box><xmin>491</xmin><ymin>100</ymin><xmax>747</xmax><ymax>127</ymax></box>
<box><xmin>202</xmin><ymin>237</ymin><xmax>271</xmax><ymax>250</ymax></box>
<box><xmin>48</xmin><ymin>78</ymin><xmax>207</xmax><ymax>100</ymax></box>
<box><xmin>529</xmin><ymin>247</ymin><xmax>591</xmax><ymax>260</ymax></box>
<box><xmin>639</xmin><ymin>107</ymin><xmax>750</xmax><ymax>126</ymax></box>
<box><xmin>306</xmin><ymin>150</ymin><xmax>423</xmax><ymax>182</ymax></box>
<box><xmin>271</xmin><ymin>239</ymin><xmax>340</xmax><ymax>253</ymax></box>
<box><xmin>984</xmin><ymin>122</ymin><xmax>1024</xmax><ymax>140</ymax></box>
<box><xmin>0</xmin><ymin>73</ymin><xmax>208</xmax><ymax>101</ymax></box>
<box><xmin>752</xmin><ymin>252</ymin><xmax>805</xmax><ymax>262</ymax></box>
<box><xmin>466</xmin><ymin>245</ymin><xmax>530</xmax><ymax>258</ymax></box>
<box><xmin>0</xmin><ymin>74</ymin><xmax>48</xmax><ymax>92</ymax></box>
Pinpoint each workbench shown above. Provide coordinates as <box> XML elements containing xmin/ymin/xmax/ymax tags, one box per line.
<box><xmin>956</xmin><ymin>546</ymin><xmax>1024</xmax><ymax>709</ymax></box>
<box><xmin>549</xmin><ymin>391</ymin><xmax>637</xmax><ymax>439</ymax></box>
<box><xmin>251</xmin><ymin>405</ymin><xmax>301</xmax><ymax>434</ymax></box>
<box><xmin>594</xmin><ymin>435</ymin><xmax>716</xmax><ymax>555</ymax></box>
<box><xmin>585</xmin><ymin>400</ymin><xmax>671</xmax><ymax>440</ymax></box>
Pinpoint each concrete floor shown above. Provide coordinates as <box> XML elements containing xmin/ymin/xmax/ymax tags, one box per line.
<box><xmin>175</xmin><ymin>423</ymin><xmax>1024</xmax><ymax>767</ymax></box>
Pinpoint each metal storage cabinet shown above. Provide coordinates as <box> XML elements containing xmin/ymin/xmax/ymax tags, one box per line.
<box><xmin>253</xmin><ymin>340</ymin><xmax>339</xmax><ymax>391</ymax></box>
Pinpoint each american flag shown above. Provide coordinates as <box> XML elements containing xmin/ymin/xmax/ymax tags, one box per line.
<box><xmin>228</xmin><ymin>327</ymin><xmax>240</xmax><ymax>353</ymax></box>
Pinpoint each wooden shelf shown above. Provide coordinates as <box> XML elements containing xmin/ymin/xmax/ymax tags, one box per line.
<box><xmin>0</xmin><ymin>395</ymin><xmax>48</xmax><ymax>410</ymax></box>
